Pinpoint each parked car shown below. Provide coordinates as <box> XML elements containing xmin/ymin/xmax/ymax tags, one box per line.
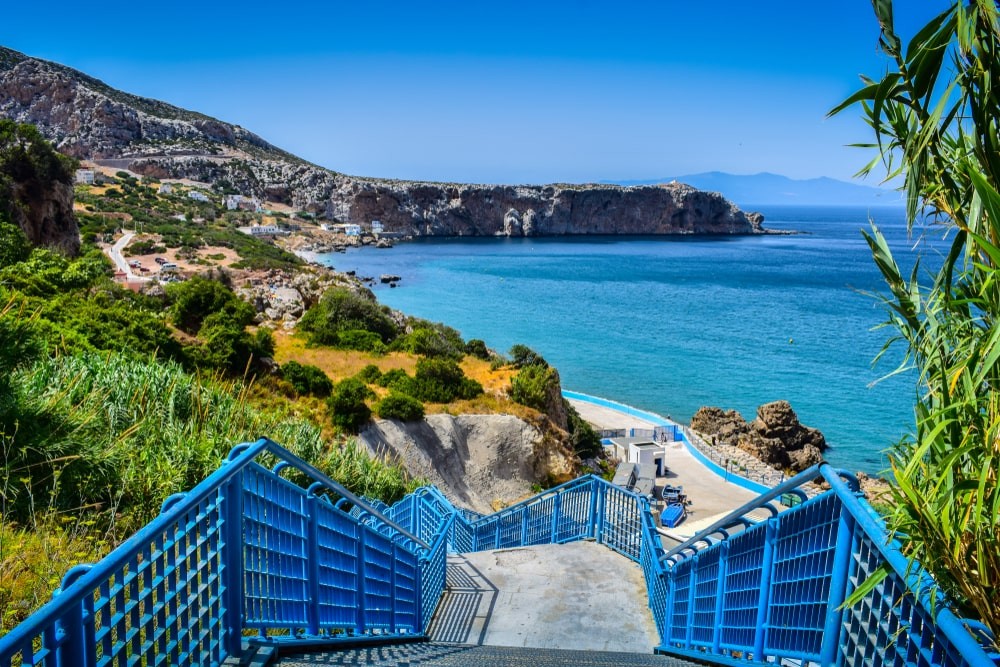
<box><xmin>128</xmin><ymin>260</ymin><xmax>141</xmax><ymax>268</ymax></box>
<box><xmin>154</xmin><ymin>257</ymin><xmax>167</xmax><ymax>265</ymax></box>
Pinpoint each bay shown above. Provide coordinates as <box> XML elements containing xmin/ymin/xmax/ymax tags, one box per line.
<box><xmin>308</xmin><ymin>205</ymin><xmax>947</xmax><ymax>474</ymax></box>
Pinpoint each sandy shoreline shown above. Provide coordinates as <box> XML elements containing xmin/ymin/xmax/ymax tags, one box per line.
<box><xmin>566</xmin><ymin>396</ymin><xmax>759</xmax><ymax>539</ymax></box>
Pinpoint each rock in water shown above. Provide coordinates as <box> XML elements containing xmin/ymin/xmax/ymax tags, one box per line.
<box><xmin>692</xmin><ymin>400</ymin><xmax>827</xmax><ymax>473</ymax></box>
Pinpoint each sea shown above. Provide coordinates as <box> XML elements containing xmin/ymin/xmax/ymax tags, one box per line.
<box><xmin>307</xmin><ymin>205</ymin><xmax>949</xmax><ymax>474</ymax></box>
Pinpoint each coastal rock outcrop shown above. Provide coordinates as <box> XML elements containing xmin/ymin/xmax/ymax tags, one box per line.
<box><xmin>359</xmin><ymin>414</ymin><xmax>576</xmax><ymax>514</ymax></box>
<box><xmin>691</xmin><ymin>400</ymin><xmax>827</xmax><ymax>473</ymax></box>
<box><xmin>0</xmin><ymin>45</ymin><xmax>766</xmax><ymax>239</ymax></box>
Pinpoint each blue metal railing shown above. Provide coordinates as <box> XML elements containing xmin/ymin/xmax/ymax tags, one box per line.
<box><xmin>0</xmin><ymin>438</ymin><xmax>449</xmax><ymax>667</ymax></box>
<box><xmin>3</xmin><ymin>438</ymin><xmax>997</xmax><ymax>667</ymax></box>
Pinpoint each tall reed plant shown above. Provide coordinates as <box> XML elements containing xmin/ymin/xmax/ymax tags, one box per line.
<box><xmin>832</xmin><ymin>0</ymin><xmax>1000</xmax><ymax>634</ymax></box>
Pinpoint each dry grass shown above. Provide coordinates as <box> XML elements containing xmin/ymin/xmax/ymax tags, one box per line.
<box><xmin>272</xmin><ymin>331</ymin><xmax>420</xmax><ymax>382</ymax></box>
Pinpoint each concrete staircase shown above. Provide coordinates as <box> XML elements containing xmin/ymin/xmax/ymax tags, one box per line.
<box><xmin>275</xmin><ymin>643</ymin><xmax>697</xmax><ymax>666</ymax></box>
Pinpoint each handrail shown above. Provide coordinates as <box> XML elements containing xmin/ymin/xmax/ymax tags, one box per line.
<box><xmin>253</xmin><ymin>437</ymin><xmax>430</xmax><ymax>550</ymax></box>
<box><xmin>659</xmin><ymin>462</ymin><xmax>844</xmax><ymax>564</ymax></box>
<box><xmin>466</xmin><ymin>474</ymin><xmax>599</xmax><ymax>527</ymax></box>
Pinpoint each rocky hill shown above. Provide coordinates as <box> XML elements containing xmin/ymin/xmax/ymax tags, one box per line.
<box><xmin>0</xmin><ymin>45</ymin><xmax>766</xmax><ymax>237</ymax></box>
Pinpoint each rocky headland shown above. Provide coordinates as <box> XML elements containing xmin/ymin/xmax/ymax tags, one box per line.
<box><xmin>0</xmin><ymin>45</ymin><xmax>767</xmax><ymax>241</ymax></box>
<box><xmin>690</xmin><ymin>400</ymin><xmax>828</xmax><ymax>474</ymax></box>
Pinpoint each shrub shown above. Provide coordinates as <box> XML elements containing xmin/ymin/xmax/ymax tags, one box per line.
<box><xmin>509</xmin><ymin>344</ymin><xmax>548</xmax><ymax>368</ymax></box>
<box><xmin>167</xmin><ymin>276</ymin><xmax>253</xmax><ymax>334</ymax></box>
<box><xmin>465</xmin><ymin>338</ymin><xmax>491</xmax><ymax>360</ymax></box>
<box><xmin>0</xmin><ymin>217</ymin><xmax>31</xmax><ymax>267</ymax></box>
<box><xmin>566</xmin><ymin>400</ymin><xmax>601</xmax><ymax>458</ymax></box>
<box><xmin>376</xmin><ymin>368</ymin><xmax>413</xmax><ymax>392</ymax></box>
<box><xmin>510</xmin><ymin>363</ymin><xmax>558</xmax><ymax>411</ymax></box>
<box><xmin>298</xmin><ymin>287</ymin><xmax>398</xmax><ymax>346</ymax></box>
<box><xmin>375</xmin><ymin>392</ymin><xmax>425</xmax><ymax>422</ymax></box>
<box><xmin>409</xmin><ymin>358</ymin><xmax>483</xmax><ymax>403</ymax></box>
<box><xmin>281</xmin><ymin>360</ymin><xmax>333</xmax><ymax>397</ymax></box>
<box><xmin>354</xmin><ymin>363</ymin><xmax>383</xmax><ymax>384</ymax></box>
<box><xmin>327</xmin><ymin>378</ymin><xmax>374</xmax><ymax>433</ymax></box>
<box><xmin>334</xmin><ymin>329</ymin><xmax>387</xmax><ymax>354</ymax></box>
<box><xmin>390</xmin><ymin>321</ymin><xmax>465</xmax><ymax>358</ymax></box>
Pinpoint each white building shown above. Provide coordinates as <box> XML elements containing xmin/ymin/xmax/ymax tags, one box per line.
<box><xmin>75</xmin><ymin>169</ymin><xmax>95</xmax><ymax>185</ymax></box>
<box><xmin>223</xmin><ymin>194</ymin><xmax>244</xmax><ymax>210</ymax></box>
<box><xmin>158</xmin><ymin>183</ymin><xmax>173</xmax><ymax>195</ymax></box>
<box><xmin>371</xmin><ymin>220</ymin><xmax>384</xmax><ymax>234</ymax></box>
<box><xmin>238</xmin><ymin>225</ymin><xmax>284</xmax><ymax>237</ymax></box>
<box><xmin>188</xmin><ymin>191</ymin><xmax>210</xmax><ymax>203</ymax></box>
<box><xmin>605</xmin><ymin>437</ymin><xmax>668</xmax><ymax>477</ymax></box>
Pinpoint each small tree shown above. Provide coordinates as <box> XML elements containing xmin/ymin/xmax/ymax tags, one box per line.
<box><xmin>375</xmin><ymin>392</ymin><xmax>425</xmax><ymax>422</ymax></box>
<box><xmin>328</xmin><ymin>378</ymin><xmax>374</xmax><ymax>433</ymax></box>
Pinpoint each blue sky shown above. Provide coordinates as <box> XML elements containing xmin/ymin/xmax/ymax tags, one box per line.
<box><xmin>3</xmin><ymin>1</ymin><xmax>950</xmax><ymax>185</ymax></box>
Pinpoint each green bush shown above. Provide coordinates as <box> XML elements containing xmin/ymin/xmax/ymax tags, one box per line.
<box><xmin>390</xmin><ymin>322</ymin><xmax>465</xmax><ymax>359</ymax></box>
<box><xmin>281</xmin><ymin>360</ymin><xmax>333</xmax><ymax>397</ymax></box>
<box><xmin>327</xmin><ymin>377</ymin><xmax>374</xmax><ymax>433</ymax></box>
<box><xmin>566</xmin><ymin>400</ymin><xmax>601</xmax><ymax>458</ymax></box>
<box><xmin>376</xmin><ymin>368</ymin><xmax>413</xmax><ymax>392</ymax></box>
<box><xmin>375</xmin><ymin>392</ymin><xmax>425</xmax><ymax>421</ymax></box>
<box><xmin>334</xmin><ymin>329</ymin><xmax>388</xmax><ymax>354</ymax></box>
<box><xmin>354</xmin><ymin>364</ymin><xmax>383</xmax><ymax>384</ymax></box>
<box><xmin>465</xmin><ymin>338</ymin><xmax>491</xmax><ymax>360</ymax></box>
<box><xmin>298</xmin><ymin>287</ymin><xmax>398</xmax><ymax>346</ymax></box>
<box><xmin>510</xmin><ymin>363</ymin><xmax>558</xmax><ymax>411</ymax></box>
<box><xmin>409</xmin><ymin>358</ymin><xmax>483</xmax><ymax>403</ymax></box>
<box><xmin>509</xmin><ymin>344</ymin><xmax>548</xmax><ymax>369</ymax></box>
<box><xmin>0</xmin><ymin>217</ymin><xmax>31</xmax><ymax>267</ymax></box>
<box><xmin>167</xmin><ymin>276</ymin><xmax>253</xmax><ymax>334</ymax></box>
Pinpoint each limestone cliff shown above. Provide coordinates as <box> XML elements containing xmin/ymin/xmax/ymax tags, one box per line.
<box><xmin>0</xmin><ymin>44</ymin><xmax>766</xmax><ymax>237</ymax></box>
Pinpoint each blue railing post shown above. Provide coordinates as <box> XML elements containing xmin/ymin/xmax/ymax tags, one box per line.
<box><xmin>820</xmin><ymin>499</ymin><xmax>856</xmax><ymax>666</ymax></box>
<box><xmin>684</xmin><ymin>560</ymin><xmax>698</xmax><ymax>649</ymax></box>
<box><xmin>357</xmin><ymin>529</ymin><xmax>368</xmax><ymax>634</ymax></box>
<box><xmin>713</xmin><ymin>542</ymin><xmax>730</xmax><ymax>654</ymax></box>
<box><xmin>753</xmin><ymin>517</ymin><xmax>778</xmax><ymax>661</ymax></box>
<box><xmin>594</xmin><ymin>484</ymin><xmax>606</xmax><ymax>543</ymax></box>
<box><xmin>550</xmin><ymin>493</ymin><xmax>562</xmax><ymax>542</ymax></box>
<box><xmin>390</xmin><ymin>542</ymin><xmax>398</xmax><ymax>633</ymax></box>
<box><xmin>306</xmin><ymin>492</ymin><xmax>322</xmax><ymax>637</ymax></box>
<box><xmin>588</xmin><ymin>479</ymin><xmax>600</xmax><ymax>538</ymax></box>
<box><xmin>223</xmin><ymin>474</ymin><xmax>244</xmax><ymax>658</ymax></box>
<box><xmin>54</xmin><ymin>566</ymin><xmax>93</xmax><ymax>667</ymax></box>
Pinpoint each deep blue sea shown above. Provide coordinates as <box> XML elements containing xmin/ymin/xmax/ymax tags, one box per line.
<box><xmin>308</xmin><ymin>205</ymin><xmax>948</xmax><ymax>474</ymax></box>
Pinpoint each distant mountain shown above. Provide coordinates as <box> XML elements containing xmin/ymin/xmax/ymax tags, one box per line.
<box><xmin>605</xmin><ymin>172</ymin><xmax>902</xmax><ymax>207</ymax></box>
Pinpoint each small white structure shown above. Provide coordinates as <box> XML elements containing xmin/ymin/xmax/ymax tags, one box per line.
<box><xmin>188</xmin><ymin>191</ymin><xmax>210</xmax><ymax>203</ymax></box>
<box><xmin>605</xmin><ymin>437</ymin><xmax>668</xmax><ymax>477</ymax></box>
<box><xmin>223</xmin><ymin>194</ymin><xmax>244</xmax><ymax>210</ymax></box>
<box><xmin>75</xmin><ymin>169</ymin><xmax>95</xmax><ymax>185</ymax></box>
<box><xmin>371</xmin><ymin>220</ymin><xmax>384</xmax><ymax>234</ymax></box>
<box><xmin>158</xmin><ymin>183</ymin><xmax>173</xmax><ymax>195</ymax></box>
<box><xmin>238</xmin><ymin>224</ymin><xmax>284</xmax><ymax>237</ymax></box>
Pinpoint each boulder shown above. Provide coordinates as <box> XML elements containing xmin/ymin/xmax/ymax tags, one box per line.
<box><xmin>692</xmin><ymin>400</ymin><xmax>827</xmax><ymax>474</ymax></box>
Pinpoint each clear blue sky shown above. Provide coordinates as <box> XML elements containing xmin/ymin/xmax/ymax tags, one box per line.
<box><xmin>2</xmin><ymin>1</ymin><xmax>950</xmax><ymax>185</ymax></box>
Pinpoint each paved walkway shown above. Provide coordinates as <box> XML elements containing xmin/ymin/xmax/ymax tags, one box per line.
<box><xmin>567</xmin><ymin>398</ymin><xmax>759</xmax><ymax>521</ymax></box>
<box><xmin>430</xmin><ymin>542</ymin><xmax>660</xmax><ymax>653</ymax></box>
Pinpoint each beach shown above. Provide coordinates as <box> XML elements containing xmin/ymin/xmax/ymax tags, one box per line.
<box><xmin>567</xmin><ymin>397</ymin><xmax>761</xmax><ymax>541</ymax></box>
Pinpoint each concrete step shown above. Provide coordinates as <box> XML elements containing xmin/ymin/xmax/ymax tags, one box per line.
<box><xmin>275</xmin><ymin>642</ymin><xmax>700</xmax><ymax>666</ymax></box>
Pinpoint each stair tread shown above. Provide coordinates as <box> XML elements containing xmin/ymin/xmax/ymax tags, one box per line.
<box><xmin>276</xmin><ymin>642</ymin><xmax>701</xmax><ymax>666</ymax></box>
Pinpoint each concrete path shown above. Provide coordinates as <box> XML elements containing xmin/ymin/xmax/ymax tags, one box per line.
<box><xmin>567</xmin><ymin>398</ymin><xmax>759</xmax><ymax>523</ymax></box>
<box><xmin>429</xmin><ymin>542</ymin><xmax>659</xmax><ymax>653</ymax></box>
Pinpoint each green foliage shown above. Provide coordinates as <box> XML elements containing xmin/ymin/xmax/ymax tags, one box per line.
<box><xmin>167</xmin><ymin>275</ymin><xmax>252</xmax><ymax>334</ymax></box>
<box><xmin>510</xmin><ymin>363</ymin><xmax>558</xmax><ymax>411</ymax></box>
<box><xmin>312</xmin><ymin>438</ymin><xmax>422</xmax><ymax>505</ymax></box>
<box><xmin>0</xmin><ymin>247</ymin><xmax>109</xmax><ymax>297</ymax></box>
<box><xmin>327</xmin><ymin>377</ymin><xmax>375</xmax><ymax>433</ymax></box>
<box><xmin>354</xmin><ymin>363</ymin><xmax>383</xmax><ymax>384</ymax></box>
<box><xmin>390</xmin><ymin>321</ymin><xmax>466</xmax><ymax>359</ymax></box>
<box><xmin>376</xmin><ymin>368</ymin><xmax>411</xmax><ymax>390</ymax></box>
<box><xmin>281</xmin><ymin>360</ymin><xmax>333</xmax><ymax>397</ymax></box>
<box><xmin>0</xmin><ymin>217</ymin><xmax>30</xmax><ymax>267</ymax></box>
<box><xmin>0</xmin><ymin>120</ymin><xmax>75</xmax><ymax>225</ymax></box>
<box><xmin>509</xmin><ymin>343</ymin><xmax>548</xmax><ymax>369</ymax></box>
<box><xmin>465</xmin><ymin>338</ymin><xmax>491</xmax><ymax>360</ymax></box>
<box><xmin>834</xmin><ymin>0</ymin><xmax>1000</xmax><ymax>634</ymax></box>
<box><xmin>299</xmin><ymin>287</ymin><xmax>398</xmax><ymax>348</ymax></box>
<box><xmin>565</xmin><ymin>400</ymin><xmax>601</xmax><ymax>458</ymax></box>
<box><xmin>409</xmin><ymin>358</ymin><xmax>483</xmax><ymax>403</ymax></box>
<box><xmin>334</xmin><ymin>329</ymin><xmax>388</xmax><ymax>354</ymax></box>
<box><xmin>375</xmin><ymin>392</ymin><xmax>425</xmax><ymax>422</ymax></box>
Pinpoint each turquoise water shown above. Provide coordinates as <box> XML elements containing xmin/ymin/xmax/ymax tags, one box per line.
<box><xmin>311</xmin><ymin>205</ymin><xmax>944</xmax><ymax>474</ymax></box>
